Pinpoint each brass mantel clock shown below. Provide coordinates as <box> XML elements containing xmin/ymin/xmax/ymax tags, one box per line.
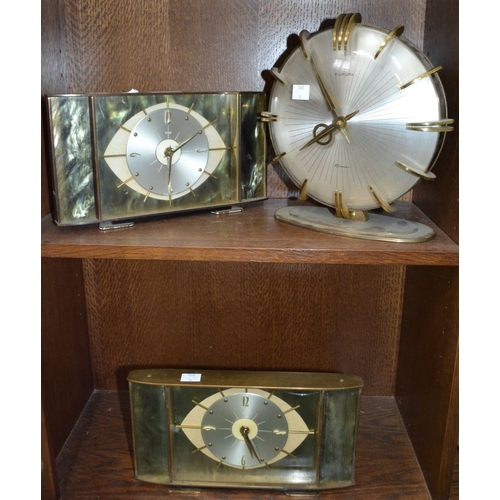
<box><xmin>263</xmin><ymin>13</ymin><xmax>453</xmax><ymax>242</ymax></box>
<box><xmin>45</xmin><ymin>92</ymin><xmax>266</xmax><ymax>227</ymax></box>
<box><xmin>128</xmin><ymin>369</ymin><xmax>362</xmax><ymax>491</ymax></box>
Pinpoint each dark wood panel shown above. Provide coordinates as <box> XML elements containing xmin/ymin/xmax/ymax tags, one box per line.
<box><xmin>413</xmin><ymin>0</ymin><xmax>459</xmax><ymax>244</ymax></box>
<box><xmin>41</xmin><ymin>258</ymin><xmax>94</xmax><ymax>457</ymax></box>
<box><xmin>82</xmin><ymin>260</ymin><xmax>404</xmax><ymax>396</ymax></box>
<box><xmin>396</xmin><ymin>265</ymin><xmax>459</xmax><ymax>500</ymax></box>
<box><xmin>56</xmin><ymin>392</ymin><xmax>430</xmax><ymax>499</ymax></box>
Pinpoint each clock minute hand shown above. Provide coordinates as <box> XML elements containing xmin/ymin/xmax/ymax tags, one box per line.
<box><xmin>171</xmin><ymin>129</ymin><xmax>203</xmax><ymax>154</ymax></box>
<box><xmin>310</xmin><ymin>57</ymin><xmax>338</xmax><ymax>118</ymax></box>
<box><xmin>240</xmin><ymin>426</ymin><xmax>259</xmax><ymax>460</ymax></box>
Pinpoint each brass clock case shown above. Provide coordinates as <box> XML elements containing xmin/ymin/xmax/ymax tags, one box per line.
<box><xmin>45</xmin><ymin>92</ymin><xmax>267</xmax><ymax>226</ymax></box>
<box><xmin>128</xmin><ymin>368</ymin><xmax>363</xmax><ymax>491</ymax></box>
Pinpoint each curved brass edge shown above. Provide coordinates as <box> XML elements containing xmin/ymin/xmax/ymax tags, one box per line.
<box><xmin>299</xmin><ymin>30</ymin><xmax>311</xmax><ymax>60</ymax></box>
<box><xmin>299</xmin><ymin>178</ymin><xmax>309</xmax><ymax>200</ymax></box>
<box><xmin>395</xmin><ymin>161</ymin><xmax>436</xmax><ymax>180</ymax></box>
<box><xmin>270</xmin><ymin>67</ymin><xmax>287</xmax><ymax>85</ymax></box>
<box><xmin>369</xmin><ymin>185</ymin><xmax>396</xmax><ymax>213</ymax></box>
<box><xmin>399</xmin><ymin>65</ymin><xmax>443</xmax><ymax>90</ymax></box>
<box><xmin>374</xmin><ymin>24</ymin><xmax>404</xmax><ymax>60</ymax></box>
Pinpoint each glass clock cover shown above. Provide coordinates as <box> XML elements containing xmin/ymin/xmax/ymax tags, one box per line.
<box><xmin>128</xmin><ymin>369</ymin><xmax>362</xmax><ymax>491</ymax></box>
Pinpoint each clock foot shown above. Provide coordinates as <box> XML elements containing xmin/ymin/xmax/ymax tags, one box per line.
<box><xmin>98</xmin><ymin>220</ymin><xmax>135</xmax><ymax>231</ymax></box>
<box><xmin>275</xmin><ymin>206</ymin><xmax>435</xmax><ymax>243</ymax></box>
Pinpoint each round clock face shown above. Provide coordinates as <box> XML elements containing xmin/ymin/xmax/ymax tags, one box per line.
<box><xmin>180</xmin><ymin>388</ymin><xmax>312</xmax><ymax>470</ymax></box>
<box><xmin>103</xmin><ymin>101</ymin><xmax>227</xmax><ymax>201</ymax></box>
<box><xmin>268</xmin><ymin>19</ymin><xmax>452</xmax><ymax>211</ymax></box>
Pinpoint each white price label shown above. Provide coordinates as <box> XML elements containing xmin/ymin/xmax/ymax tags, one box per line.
<box><xmin>292</xmin><ymin>84</ymin><xmax>310</xmax><ymax>100</ymax></box>
<box><xmin>180</xmin><ymin>373</ymin><xmax>202</xmax><ymax>382</ymax></box>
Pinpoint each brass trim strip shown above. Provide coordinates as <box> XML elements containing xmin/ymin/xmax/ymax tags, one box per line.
<box><xmin>395</xmin><ymin>161</ymin><xmax>436</xmax><ymax>180</ymax></box>
<box><xmin>399</xmin><ymin>66</ymin><xmax>442</xmax><ymax>90</ymax></box>
<box><xmin>374</xmin><ymin>25</ymin><xmax>404</xmax><ymax>60</ymax></box>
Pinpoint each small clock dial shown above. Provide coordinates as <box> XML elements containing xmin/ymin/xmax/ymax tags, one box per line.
<box><xmin>179</xmin><ymin>388</ymin><xmax>312</xmax><ymax>470</ymax></box>
<box><xmin>268</xmin><ymin>21</ymin><xmax>453</xmax><ymax>212</ymax></box>
<box><xmin>103</xmin><ymin>101</ymin><xmax>227</xmax><ymax>201</ymax></box>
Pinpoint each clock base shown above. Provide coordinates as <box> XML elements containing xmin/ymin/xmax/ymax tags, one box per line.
<box><xmin>275</xmin><ymin>206</ymin><xmax>435</xmax><ymax>243</ymax></box>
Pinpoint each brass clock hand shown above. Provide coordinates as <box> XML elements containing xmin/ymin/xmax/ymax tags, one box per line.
<box><xmin>300</xmin><ymin>110</ymin><xmax>359</xmax><ymax>151</ymax></box>
<box><xmin>310</xmin><ymin>57</ymin><xmax>338</xmax><ymax>118</ymax></box>
<box><xmin>240</xmin><ymin>426</ymin><xmax>259</xmax><ymax>460</ymax></box>
<box><xmin>171</xmin><ymin>129</ymin><xmax>204</xmax><ymax>153</ymax></box>
<box><xmin>164</xmin><ymin>146</ymin><xmax>174</xmax><ymax>193</ymax></box>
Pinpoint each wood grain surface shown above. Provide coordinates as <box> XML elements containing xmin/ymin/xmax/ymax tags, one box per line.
<box><xmin>82</xmin><ymin>259</ymin><xmax>404</xmax><ymax>395</ymax></box>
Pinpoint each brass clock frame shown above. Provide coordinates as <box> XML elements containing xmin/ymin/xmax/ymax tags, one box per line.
<box><xmin>128</xmin><ymin>368</ymin><xmax>363</xmax><ymax>492</ymax></box>
<box><xmin>44</xmin><ymin>91</ymin><xmax>267</xmax><ymax>227</ymax></box>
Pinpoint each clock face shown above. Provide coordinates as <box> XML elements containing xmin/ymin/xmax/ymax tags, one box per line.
<box><xmin>180</xmin><ymin>388</ymin><xmax>311</xmax><ymax>470</ymax></box>
<box><xmin>268</xmin><ymin>19</ymin><xmax>453</xmax><ymax>212</ymax></box>
<box><xmin>105</xmin><ymin>102</ymin><xmax>226</xmax><ymax>201</ymax></box>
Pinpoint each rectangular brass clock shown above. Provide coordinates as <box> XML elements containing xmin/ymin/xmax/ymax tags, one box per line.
<box><xmin>128</xmin><ymin>368</ymin><xmax>363</xmax><ymax>491</ymax></box>
<box><xmin>44</xmin><ymin>92</ymin><xmax>267</xmax><ymax>226</ymax></box>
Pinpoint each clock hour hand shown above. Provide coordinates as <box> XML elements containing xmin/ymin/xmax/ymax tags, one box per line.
<box><xmin>240</xmin><ymin>426</ymin><xmax>259</xmax><ymax>460</ymax></box>
<box><xmin>164</xmin><ymin>146</ymin><xmax>174</xmax><ymax>193</ymax></box>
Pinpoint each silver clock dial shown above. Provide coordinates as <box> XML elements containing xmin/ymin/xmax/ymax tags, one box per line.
<box><xmin>269</xmin><ymin>23</ymin><xmax>452</xmax><ymax>211</ymax></box>
<box><xmin>126</xmin><ymin>108</ymin><xmax>209</xmax><ymax>196</ymax></box>
<box><xmin>201</xmin><ymin>392</ymin><xmax>288</xmax><ymax>468</ymax></box>
<box><xmin>179</xmin><ymin>387</ymin><xmax>312</xmax><ymax>470</ymax></box>
<box><xmin>103</xmin><ymin>101</ymin><xmax>227</xmax><ymax>201</ymax></box>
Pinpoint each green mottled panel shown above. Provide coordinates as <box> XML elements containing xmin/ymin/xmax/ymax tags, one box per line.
<box><xmin>129</xmin><ymin>382</ymin><xmax>169</xmax><ymax>482</ymax></box>
<box><xmin>319</xmin><ymin>388</ymin><xmax>361</xmax><ymax>487</ymax></box>
<box><xmin>47</xmin><ymin>95</ymin><xmax>98</xmax><ymax>224</ymax></box>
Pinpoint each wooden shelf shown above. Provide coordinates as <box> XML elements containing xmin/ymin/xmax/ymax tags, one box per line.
<box><xmin>56</xmin><ymin>391</ymin><xmax>430</xmax><ymax>499</ymax></box>
<box><xmin>42</xmin><ymin>199</ymin><xmax>458</xmax><ymax>266</ymax></box>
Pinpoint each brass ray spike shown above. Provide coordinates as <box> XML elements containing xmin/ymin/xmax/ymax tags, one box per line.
<box><xmin>272</xmin><ymin>152</ymin><xmax>286</xmax><ymax>163</ymax></box>
<box><xmin>334</xmin><ymin>191</ymin><xmax>368</xmax><ymax>221</ymax></box>
<box><xmin>399</xmin><ymin>66</ymin><xmax>442</xmax><ymax>90</ymax></box>
<box><xmin>395</xmin><ymin>161</ymin><xmax>436</xmax><ymax>180</ymax></box>
<box><xmin>298</xmin><ymin>178</ymin><xmax>309</xmax><ymax>200</ymax></box>
<box><xmin>270</xmin><ymin>67</ymin><xmax>287</xmax><ymax>85</ymax></box>
<box><xmin>299</xmin><ymin>30</ymin><xmax>311</xmax><ymax>60</ymax></box>
<box><xmin>333</xmin><ymin>13</ymin><xmax>361</xmax><ymax>51</ymax></box>
<box><xmin>259</xmin><ymin>111</ymin><xmax>279</xmax><ymax>123</ymax></box>
<box><xmin>406</xmin><ymin>119</ymin><xmax>454</xmax><ymax>132</ymax></box>
<box><xmin>369</xmin><ymin>186</ymin><xmax>395</xmax><ymax>213</ymax></box>
<box><xmin>374</xmin><ymin>25</ymin><xmax>405</xmax><ymax>60</ymax></box>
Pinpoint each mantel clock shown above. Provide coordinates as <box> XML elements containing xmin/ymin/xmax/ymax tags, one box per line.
<box><xmin>128</xmin><ymin>369</ymin><xmax>362</xmax><ymax>492</ymax></box>
<box><xmin>45</xmin><ymin>92</ymin><xmax>266</xmax><ymax>227</ymax></box>
<box><xmin>263</xmin><ymin>13</ymin><xmax>454</xmax><ymax>242</ymax></box>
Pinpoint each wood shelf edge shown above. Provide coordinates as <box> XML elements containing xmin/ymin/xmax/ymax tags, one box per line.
<box><xmin>41</xmin><ymin>200</ymin><xmax>458</xmax><ymax>266</ymax></box>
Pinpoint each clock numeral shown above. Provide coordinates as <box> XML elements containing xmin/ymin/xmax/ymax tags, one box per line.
<box><xmin>299</xmin><ymin>178</ymin><xmax>309</xmax><ymax>201</ymax></box>
<box><xmin>269</xmin><ymin>67</ymin><xmax>287</xmax><ymax>86</ymax></box>
<box><xmin>241</xmin><ymin>456</ymin><xmax>246</xmax><ymax>466</ymax></box>
<box><xmin>374</xmin><ymin>25</ymin><xmax>405</xmax><ymax>60</ymax></box>
<box><xmin>272</xmin><ymin>152</ymin><xmax>287</xmax><ymax>163</ymax></box>
<box><xmin>399</xmin><ymin>66</ymin><xmax>442</xmax><ymax>90</ymax></box>
<box><xmin>243</xmin><ymin>396</ymin><xmax>250</xmax><ymax>407</ymax></box>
